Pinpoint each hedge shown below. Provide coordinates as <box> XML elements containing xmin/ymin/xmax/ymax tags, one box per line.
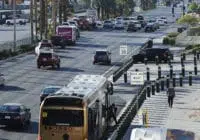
<box><xmin>163</xmin><ymin>37</ymin><xmax>176</xmax><ymax>46</ymax></box>
<box><xmin>167</xmin><ymin>32</ymin><xmax>180</xmax><ymax>38</ymax></box>
<box><xmin>0</xmin><ymin>44</ymin><xmax>35</xmax><ymax>60</ymax></box>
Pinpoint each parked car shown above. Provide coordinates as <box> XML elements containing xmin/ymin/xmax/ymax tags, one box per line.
<box><xmin>147</xmin><ymin>19</ymin><xmax>159</xmax><ymax>29</ymax></box>
<box><xmin>0</xmin><ymin>103</ymin><xmax>31</xmax><ymax>127</ymax></box>
<box><xmin>5</xmin><ymin>15</ymin><xmax>27</xmax><ymax>25</ymax></box>
<box><xmin>103</xmin><ymin>20</ymin><xmax>114</xmax><ymax>28</ymax></box>
<box><xmin>35</xmin><ymin>40</ymin><xmax>54</xmax><ymax>56</ymax></box>
<box><xmin>68</xmin><ymin>20</ymin><xmax>80</xmax><ymax>38</ymax></box>
<box><xmin>95</xmin><ymin>20</ymin><xmax>103</xmax><ymax>29</ymax></box>
<box><xmin>93</xmin><ymin>49</ymin><xmax>111</xmax><ymax>65</ymax></box>
<box><xmin>114</xmin><ymin>20</ymin><xmax>124</xmax><ymax>29</ymax></box>
<box><xmin>137</xmin><ymin>15</ymin><xmax>146</xmax><ymax>27</ymax></box>
<box><xmin>37</xmin><ymin>51</ymin><xmax>60</xmax><ymax>69</ymax></box>
<box><xmin>145</xmin><ymin>23</ymin><xmax>156</xmax><ymax>32</ymax></box>
<box><xmin>157</xmin><ymin>19</ymin><xmax>165</xmax><ymax>26</ymax></box>
<box><xmin>40</xmin><ymin>86</ymin><xmax>62</xmax><ymax>103</ymax></box>
<box><xmin>127</xmin><ymin>22</ymin><xmax>138</xmax><ymax>32</ymax></box>
<box><xmin>0</xmin><ymin>73</ymin><xmax>5</xmax><ymax>87</ymax></box>
<box><xmin>132</xmin><ymin>48</ymin><xmax>173</xmax><ymax>63</ymax></box>
<box><xmin>123</xmin><ymin>17</ymin><xmax>130</xmax><ymax>27</ymax></box>
<box><xmin>160</xmin><ymin>16</ymin><xmax>167</xmax><ymax>24</ymax></box>
<box><xmin>131</xmin><ymin>20</ymin><xmax>142</xmax><ymax>30</ymax></box>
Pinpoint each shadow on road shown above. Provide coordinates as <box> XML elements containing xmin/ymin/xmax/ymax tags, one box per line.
<box><xmin>0</xmin><ymin>85</ymin><xmax>25</xmax><ymax>91</ymax></box>
<box><xmin>76</xmin><ymin>43</ymin><xmax>107</xmax><ymax>49</ymax></box>
<box><xmin>0</xmin><ymin>121</ymin><xmax>38</xmax><ymax>134</ymax></box>
<box><xmin>58</xmin><ymin>67</ymin><xmax>84</xmax><ymax>72</ymax></box>
<box><xmin>59</xmin><ymin>55</ymin><xmax>74</xmax><ymax>59</ymax></box>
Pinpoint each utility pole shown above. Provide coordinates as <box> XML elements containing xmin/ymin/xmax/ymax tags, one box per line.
<box><xmin>52</xmin><ymin>0</ymin><xmax>58</xmax><ymax>34</ymax></box>
<box><xmin>30</xmin><ymin>0</ymin><xmax>34</xmax><ymax>44</ymax></box>
<box><xmin>34</xmin><ymin>0</ymin><xmax>38</xmax><ymax>41</ymax></box>
<box><xmin>44</xmin><ymin>0</ymin><xmax>48</xmax><ymax>39</ymax></box>
<box><xmin>13</xmin><ymin>0</ymin><xmax>16</xmax><ymax>52</ymax></box>
<box><xmin>183</xmin><ymin>0</ymin><xmax>185</xmax><ymax>15</ymax></box>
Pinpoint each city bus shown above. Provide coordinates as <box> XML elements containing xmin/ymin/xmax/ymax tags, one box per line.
<box><xmin>38</xmin><ymin>74</ymin><xmax>114</xmax><ymax>140</ymax></box>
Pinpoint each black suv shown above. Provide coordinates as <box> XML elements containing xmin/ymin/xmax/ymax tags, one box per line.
<box><xmin>132</xmin><ymin>48</ymin><xmax>173</xmax><ymax>63</ymax></box>
<box><xmin>37</xmin><ymin>52</ymin><xmax>60</xmax><ymax>69</ymax></box>
<box><xmin>93</xmin><ymin>50</ymin><xmax>111</xmax><ymax>65</ymax></box>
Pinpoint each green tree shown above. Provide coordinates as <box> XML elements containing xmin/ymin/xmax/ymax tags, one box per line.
<box><xmin>188</xmin><ymin>2</ymin><xmax>199</xmax><ymax>12</ymax></box>
<box><xmin>177</xmin><ymin>14</ymin><xmax>199</xmax><ymax>26</ymax></box>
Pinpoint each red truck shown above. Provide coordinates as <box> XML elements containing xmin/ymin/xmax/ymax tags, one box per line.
<box><xmin>51</xmin><ymin>25</ymin><xmax>76</xmax><ymax>48</ymax></box>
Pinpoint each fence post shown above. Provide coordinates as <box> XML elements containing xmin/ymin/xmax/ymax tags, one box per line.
<box><xmin>179</xmin><ymin>73</ymin><xmax>183</xmax><ymax>87</ymax></box>
<box><xmin>156</xmin><ymin>79</ymin><xmax>160</xmax><ymax>93</ymax></box>
<box><xmin>158</xmin><ymin>66</ymin><xmax>161</xmax><ymax>79</ymax></box>
<box><xmin>170</xmin><ymin>65</ymin><xmax>173</xmax><ymax>79</ymax></box>
<box><xmin>146</xmin><ymin>67</ymin><xmax>150</xmax><ymax>81</ymax></box>
<box><xmin>161</xmin><ymin>77</ymin><xmax>165</xmax><ymax>91</ymax></box>
<box><xmin>124</xmin><ymin>71</ymin><xmax>127</xmax><ymax>83</ymax></box>
<box><xmin>189</xmin><ymin>72</ymin><xmax>192</xmax><ymax>86</ymax></box>
<box><xmin>182</xmin><ymin>64</ymin><xmax>185</xmax><ymax>77</ymax></box>
<box><xmin>173</xmin><ymin>73</ymin><xmax>176</xmax><ymax>87</ymax></box>
<box><xmin>151</xmin><ymin>81</ymin><xmax>155</xmax><ymax>95</ymax></box>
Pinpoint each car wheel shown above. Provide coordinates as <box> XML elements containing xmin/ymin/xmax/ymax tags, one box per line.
<box><xmin>57</xmin><ymin>63</ymin><xmax>60</xmax><ymax>69</ymax></box>
<box><xmin>19</xmin><ymin>21</ymin><xmax>23</xmax><ymax>25</ymax></box>
<box><xmin>108</xmin><ymin>60</ymin><xmax>111</xmax><ymax>65</ymax></box>
<box><xmin>7</xmin><ymin>22</ymin><xmax>10</xmax><ymax>25</ymax></box>
<box><xmin>93</xmin><ymin>62</ymin><xmax>95</xmax><ymax>65</ymax></box>
<box><xmin>52</xmin><ymin>65</ymin><xmax>55</xmax><ymax>69</ymax></box>
<box><xmin>37</xmin><ymin>64</ymin><xmax>40</xmax><ymax>69</ymax></box>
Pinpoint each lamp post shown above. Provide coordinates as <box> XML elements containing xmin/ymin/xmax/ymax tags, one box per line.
<box><xmin>183</xmin><ymin>0</ymin><xmax>185</xmax><ymax>16</ymax></box>
<box><xmin>13</xmin><ymin>0</ymin><xmax>16</xmax><ymax>52</ymax></box>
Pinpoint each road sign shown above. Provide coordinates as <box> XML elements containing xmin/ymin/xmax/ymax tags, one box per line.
<box><xmin>130</xmin><ymin>72</ymin><xmax>144</xmax><ymax>85</ymax></box>
<box><xmin>120</xmin><ymin>45</ymin><xmax>127</xmax><ymax>55</ymax></box>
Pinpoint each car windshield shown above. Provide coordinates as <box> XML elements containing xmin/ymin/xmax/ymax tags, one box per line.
<box><xmin>39</xmin><ymin>53</ymin><xmax>52</xmax><ymax>58</ymax></box>
<box><xmin>42</xmin><ymin>109</ymin><xmax>84</xmax><ymax>126</ymax></box>
<box><xmin>40</xmin><ymin>43</ymin><xmax>52</xmax><ymax>48</ymax></box>
<box><xmin>0</xmin><ymin>105</ymin><xmax>20</xmax><ymax>112</ymax></box>
<box><xmin>96</xmin><ymin>51</ymin><xmax>107</xmax><ymax>55</ymax></box>
<box><xmin>42</xmin><ymin>87</ymin><xmax>61</xmax><ymax>95</ymax></box>
<box><xmin>104</xmin><ymin>21</ymin><xmax>111</xmax><ymax>23</ymax></box>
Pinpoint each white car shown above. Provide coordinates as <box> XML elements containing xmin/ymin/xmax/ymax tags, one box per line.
<box><xmin>0</xmin><ymin>73</ymin><xmax>5</xmax><ymax>86</ymax></box>
<box><xmin>35</xmin><ymin>40</ymin><xmax>54</xmax><ymax>56</ymax></box>
<box><xmin>160</xmin><ymin>16</ymin><xmax>167</xmax><ymax>24</ymax></box>
<box><xmin>114</xmin><ymin>21</ymin><xmax>124</xmax><ymax>29</ymax></box>
<box><xmin>5</xmin><ymin>16</ymin><xmax>27</xmax><ymax>25</ymax></box>
<box><xmin>157</xmin><ymin>19</ymin><xmax>165</xmax><ymax>26</ymax></box>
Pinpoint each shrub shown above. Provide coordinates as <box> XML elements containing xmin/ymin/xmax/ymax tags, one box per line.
<box><xmin>167</xmin><ymin>32</ymin><xmax>180</xmax><ymax>38</ymax></box>
<box><xmin>185</xmin><ymin>45</ymin><xmax>193</xmax><ymax>50</ymax></box>
<box><xmin>19</xmin><ymin>45</ymin><xmax>34</xmax><ymax>53</ymax></box>
<box><xmin>163</xmin><ymin>37</ymin><xmax>169</xmax><ymax>45</ymax></box>
<box><xmin>169</xmin><ymin>38</ymin><xmax>176</xmax><ymax>46</ymax></box>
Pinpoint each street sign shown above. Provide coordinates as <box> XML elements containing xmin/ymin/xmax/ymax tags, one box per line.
<box><xmin>120</xmin><ymin>45</ymin><xmax>128</xmax><ymax>55</ymax></box>
<box><xmin>130</xmin><ymin>72</ymin><xmax>144</xmax><ymax>85</ymax></box>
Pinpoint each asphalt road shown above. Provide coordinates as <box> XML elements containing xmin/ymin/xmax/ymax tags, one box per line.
<box><xmin>0</xmin><ymin>6</ymin><xmax>182</xmax><ymax>140</ymax></box>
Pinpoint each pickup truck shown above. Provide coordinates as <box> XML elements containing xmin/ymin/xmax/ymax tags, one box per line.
<box><xmin>5</xmin><ymin>18</ymin><xmax>27</xmax><ymax>25</ymax></box>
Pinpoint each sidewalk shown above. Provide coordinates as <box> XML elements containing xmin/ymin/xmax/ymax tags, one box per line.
<box><xmin>123</xmin><ymin>47</ymin><xmax>200</xmax><ymax>139</ymax></box>
<box><xmin>165</xmin><ymin>84</ymin><xmax>200</xmax><ymax>139</ymax></box>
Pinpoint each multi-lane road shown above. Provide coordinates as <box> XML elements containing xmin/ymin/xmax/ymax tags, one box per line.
<box><xmin>0</xmin><ymin>6</ymin><xmax>183</xmax><ymax>140</ymax></box>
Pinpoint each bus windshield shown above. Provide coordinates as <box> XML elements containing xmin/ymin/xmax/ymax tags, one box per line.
<box><xmin>42</xmin><ymin>109</ymin><xmax>84</xmax><ymax>127</ymax></box>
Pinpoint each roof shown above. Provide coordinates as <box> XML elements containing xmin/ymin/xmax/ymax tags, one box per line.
<box><xmin>3</xmin><ymin>103</ymin><xmax>22</xmax><ymax>106</ymax></box>
<box><xmin>130</xmin><ymin>127</ymin><xmax>167</xmax><ymax>140</ymax></box>
<box><xmin>96</xmin><ymin>49</ymin><xmax>108</xmax><ymax>52</ymax></box>
<box><xmin>54</xmin><ymin>74</ymin><xmax>107</xmax><ymax>98</ymax></box>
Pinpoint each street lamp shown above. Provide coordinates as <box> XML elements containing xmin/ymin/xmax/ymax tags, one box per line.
<box><xmin>13</xmin><ymin>0</ymin><xmax>16</xmax><ymax>52</ymax></box>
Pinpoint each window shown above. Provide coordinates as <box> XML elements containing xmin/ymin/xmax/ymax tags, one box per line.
<box><xmin>42</xmin><ymin>87</ymin><xmax>61</xmax><ymax>95</ymax></box>
<box><xmin>96</xmin><ymin>51</ymin><xmax>107</xmax><ymax>56</ymax></box>
<box><xmin>0</xmin><ymin>105</ymin><xmax>20</xmax><ymax>112</ymax></box>
<box><xmin>42</xmin><ymin>109</ymin><xmax>84</xmax><ymax>126</ymax></box>
<box><xmin>39</xmin><ymin>53</ymin><xmax>52</xmax><ymax>58</ymax></box>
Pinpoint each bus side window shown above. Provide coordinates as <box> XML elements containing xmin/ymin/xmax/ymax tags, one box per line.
<box><xmin>88</xmin><ymin>108</ymin><xmax>95</xmax><ymax>133</ymax></box>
